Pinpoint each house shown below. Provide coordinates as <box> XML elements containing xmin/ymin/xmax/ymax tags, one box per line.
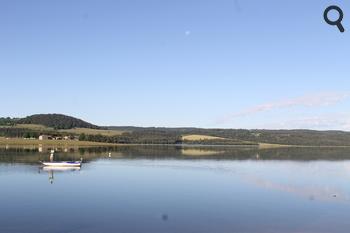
<box><xmin>39</xmin><ymin>135</ymin><xmax>51</xmax><ymax>140</ymax></box>
<box><xmin>63</xmin><ymin>136</ymin><xmax>72</xmax><ymax>140</ymax></box>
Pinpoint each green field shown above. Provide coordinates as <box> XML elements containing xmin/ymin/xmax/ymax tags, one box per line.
<box><xmin>14</xmin><ymin>124</ymin><xmax>53</xmax><ymax>130</ymax></box>
<box><xmin>59</xmin><ymin>127</ymin><xmax>125</xmax><ymax>136</ymax></box>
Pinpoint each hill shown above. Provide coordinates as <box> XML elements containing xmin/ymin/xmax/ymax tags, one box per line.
<box><xmin>17</xmin><ymin>114</ymin><xmax>100</xmax><ymax>130</ymax></box>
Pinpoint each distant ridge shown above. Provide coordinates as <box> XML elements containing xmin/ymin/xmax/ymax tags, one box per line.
<box><xmin>2</xmin><ymin>113</ymin><xmax>350</xmax><ymax>146</ymax></box>
<box><xmin>17</xmin><ymin>114</ymin><xmax>100</xmax><ymax>130</ymax></box>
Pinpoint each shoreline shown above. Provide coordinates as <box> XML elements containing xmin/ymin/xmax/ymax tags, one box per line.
<box><xmin>0</xmin><ymin>137</ymin><xmax>114</xmax><ymax>147</ymax></box>
<box><xmin>1</xmin><ymin>137</ymin><xmax>350</xmax><ymax>149</ymax></box>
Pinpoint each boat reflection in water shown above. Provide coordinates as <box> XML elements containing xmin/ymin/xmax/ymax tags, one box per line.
<box><xmin>40</xmin><ymin>166</ymin><xmax>81</xmax><ymax>184</ymax></box>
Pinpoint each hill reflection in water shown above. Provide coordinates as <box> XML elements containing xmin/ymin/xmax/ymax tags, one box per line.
<box><xmin>1</xmin><ymin>145</ymin><xmax>350</xmax><ymax>164</ymax></box>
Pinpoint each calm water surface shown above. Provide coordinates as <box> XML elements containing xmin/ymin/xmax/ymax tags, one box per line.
<box><xmin>1</xmin><ymin>146</ymin><xmax>350</xmax><ymax>233</ymax></box>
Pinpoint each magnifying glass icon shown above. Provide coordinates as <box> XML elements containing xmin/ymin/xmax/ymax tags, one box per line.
<box><xmin>324</xmin><ymin>5</ymin><xmax>345</xmax><ymax>33</ymax></box>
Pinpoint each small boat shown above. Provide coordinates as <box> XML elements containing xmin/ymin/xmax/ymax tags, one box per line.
<box><xmin>41</xmin><ymin>161</ymin><xmax>82</xmax><ymax>167</ymax></box>
<box><xmin>40</xmin><ymin>150</ymin><xmax>83</xmax><ymax>167</ymax></box>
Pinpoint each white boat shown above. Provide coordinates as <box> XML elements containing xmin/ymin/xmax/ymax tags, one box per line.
<box><xmin>41</xmin><ymin>150</ymin><xmax>83</xmax><ymax>167</ymax></box>
<box><xmin>41</xmin><ymin>161</ymin><xmax>82</xmax><ymax>167</ymax></box>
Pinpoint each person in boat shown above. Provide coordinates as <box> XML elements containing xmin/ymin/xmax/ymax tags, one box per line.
<box><xmin>49</xmin><ymin>150</ymin><xmax>54</xmax><ymax>162</ymax></box>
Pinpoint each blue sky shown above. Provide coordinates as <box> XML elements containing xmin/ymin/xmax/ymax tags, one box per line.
<box><xmin>0</xmin><ymin>0</ymin><xmax>349</xmax><ymax>129</ymax></box>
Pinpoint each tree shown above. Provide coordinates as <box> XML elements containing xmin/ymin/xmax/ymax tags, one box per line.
<box><xmin>79</xmin><ymin>133</ymin><xmax>86</xmax><ymax>141</ymax></box>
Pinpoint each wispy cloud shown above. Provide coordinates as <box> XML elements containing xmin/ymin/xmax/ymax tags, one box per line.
<box><xmin>216</xmin><ymin>92</ymin><xmax>350</xmax><ymax>125</ymax></box>
<box><xmin>259</xmin><ymin>114</ymin><xmax>350</xmax><ymax>131</ymax></box>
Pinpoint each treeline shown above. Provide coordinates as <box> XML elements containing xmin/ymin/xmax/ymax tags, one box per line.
<box><xmin>0</xmin><ymin>127</ymin><xmax>72</xmax><ymax>139</ymax></box>
<box><xmin>79</xmin><ymin>130</ymin><xmax>183</xmax><ymax>144</ymax></box>
<box><xmin>0</xmin><ymin>128</ymin><xmax>40</xmax><ymax>138</ymax></box>
<box><xmin>77</xmin><ymin>129</ymin><xmax>258</xmax><ymax>145</ymax></box>
<box><xmin>111</xmin><ymin>128</ymin><xmax>350</xmax><ymax>146</ymax></box>
<box><xmin>0</xmin><ymin>117</ymin><xmax>17</xmax><ymax>126</ymax></box>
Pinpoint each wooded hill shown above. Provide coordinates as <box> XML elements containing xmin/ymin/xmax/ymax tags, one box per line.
<box><xmin>1</xmin><ymin>114</ymin><xmax>100</xmax><ymax>130</ymax></box>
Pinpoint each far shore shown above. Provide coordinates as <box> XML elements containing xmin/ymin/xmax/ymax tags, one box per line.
<box><xmin>0</xmin><ymin>137</ymin><xmax>115</xmax><ymax>147</ymax></box>
<box><xmin>1</xmin><ymin>137</ymin><xmax>350</xmax><ymax>149</ymax></box>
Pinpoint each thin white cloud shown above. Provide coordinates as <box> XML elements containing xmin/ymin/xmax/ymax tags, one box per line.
<box><xmin>259</xmin><ymin>114</ymin><xmax>350</xmax><ymax>131</ymax></box>
<box><xmin>216</xmin><ymin>92</ymin><xmax>350</xmax><ymax>125</ymax></box>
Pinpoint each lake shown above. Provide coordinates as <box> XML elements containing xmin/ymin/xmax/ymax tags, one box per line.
<box><xmin>1</xmin><ymin>145</ymin><xmax>350</xmax><ymax>233</ymax></box>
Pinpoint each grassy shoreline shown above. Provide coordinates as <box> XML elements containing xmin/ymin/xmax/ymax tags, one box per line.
<box><xmin>0</xmin><ymin>137</ymin><xmax>115</xmax><ymax>147</ymax></box>
<box><xmin>2</xmin><ymin>137</ymin><xmax>350</xmax><ymax>149</ymax></box>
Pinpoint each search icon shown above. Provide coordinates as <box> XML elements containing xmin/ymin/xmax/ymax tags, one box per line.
<box><xmin>324</xmin><ymin>5</ymin><xmax>345</xmax><ymax>33</ymax></box>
